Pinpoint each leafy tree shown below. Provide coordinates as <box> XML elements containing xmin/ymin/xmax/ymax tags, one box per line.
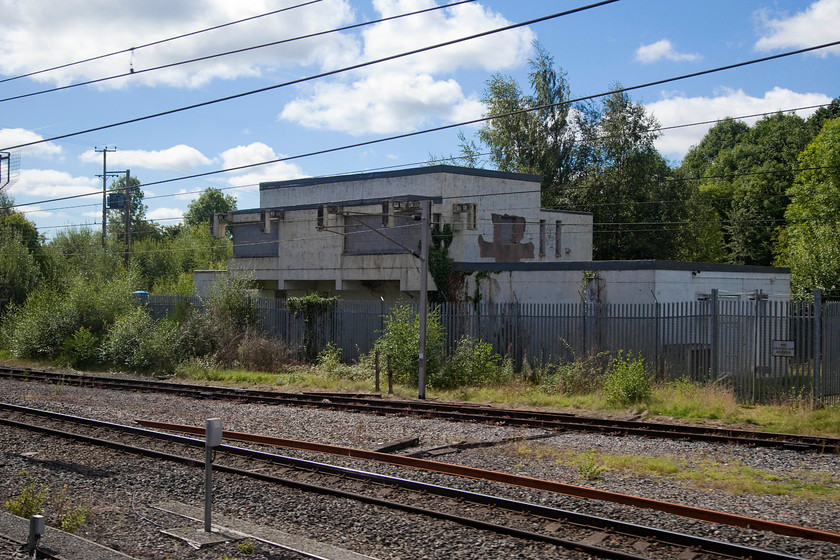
<box><xmin>48</xmin><ymin>227</ymin><xmax>119</xmax><ymax>285</ymax></box>
<box><xmin>570</xmin><ymin>88</ymin><xmax>684</xmax><ymax>260</ymax></box>
<box><xmin>805</xmin><ymin>96</ymin><xmax>840</xmax><ymax>139</ymax></box>
<box><xmin>184</xmin><ymin>187</ymin><xmax>237</xmax><ymax>228</ymax></box>
<box><xmin>780</xmin><ymin>117</ymin><xmax>840</xmax><ymax>298</ymax></box>
<box><xmin>106</xmin><ymin>175</ymin><xmax>159</xmax><ymax>243</ymax></box>
<box><xmin>476</xmin><ymin>42</ymin><xmax>576</xmax><ymax>206</ymax></box>
<box><xmin>0</xmin><ymin>194</ymin><xmax>47</xmax><ymax>306</ymax></box>
<box><xmin>676</xmin><ymin>113</ymin><xmax>810</xmax><ymax>265</ymax></box>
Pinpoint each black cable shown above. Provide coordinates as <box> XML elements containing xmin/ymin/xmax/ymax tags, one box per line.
<box><xmin>8</xmin><ymin>100</ymin><xmax>836</xmax><ymax>213</ymax></box>
<box><xmin>0</xmin><ymin>0</ymin><xmax>620</xmax><ymax>153</ymax></box>
<box><xmin>0</xmin><ymin>0</ymin><xmax>323</xmax><ymax>86</ymax></box>
<box><xmin>0</xmin><ymin>0</ymin><xmax>477</xmax><ymax>104</ymax></box>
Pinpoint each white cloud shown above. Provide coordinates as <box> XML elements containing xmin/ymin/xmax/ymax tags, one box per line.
<box><xmin>0</xmin><ymin>0</ymin><xmax>356</xmax><ymax>88</ymax></box>
<box><xmin>646</xmin><ymin>87</ymin><xmax>832</xmax><ymax>160</ymax></box>
<box><xmin>78</xmin><ymin>144</ymin><xmax>213</xmax><ymax>172</ymax></box>
<box><xmin>0</xmin><ymin>128</ymin><xmax>63</xmax><ymax>157</ymax></box>
<box><xmin>281</xmin><ymin>73</ymin><xmax>484</xmax><ymax>135</ymax></box>
<box><xmin>147</xmin><ymin>207</ymin><xmax>184</xmax><ymax>222</ymax></box>
<box><xmin>635</xmin><ymin>39</ymin><xmax>700</xmax><ymax>64</ymax></box>
<box><xmin>8</xmin><ymin>168</ymin><xmax>100</xmax><ymax>198</ymax></box>
<box><xmin>280</xmin><ymin>0</ymin><xmax>531</xmax><ymax>135</ymax></box>
<box><xmin>219</xmin><ymin>142</ymin><xmax>306</xmax><ymax>190</ymax></box>
<box><xmin>755</xmin><ymin>0</ymin><xmax>840</xmax><ymax>56</ymax></box>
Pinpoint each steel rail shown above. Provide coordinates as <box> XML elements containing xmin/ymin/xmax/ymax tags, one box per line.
<box><xmin>2</xmin><ymin>365</ymin><xmax>839</xmax><ymax>453</ymax></box>
<box><xmin>0</xmin><ymin>402</ymin><xmax>809</xmax><ymax>560</ymax></box>
<box><xmin>137</xmin><ymin>418</ymin><xmax>840</xmax><ymax>545</ymax></box>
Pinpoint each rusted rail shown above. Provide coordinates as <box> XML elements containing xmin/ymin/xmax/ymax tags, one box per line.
<box><xmin>138</xmin><ymin>418</ymin><xmax>840</xmax><ymax>545</ymax></box>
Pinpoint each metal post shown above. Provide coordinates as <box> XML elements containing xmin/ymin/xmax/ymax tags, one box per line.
<box><xmin>710</xmin><ymin>289</ymin><xmax>719</xmax><ymax>381</ymax></box>
<box><xmin>123</xmin><ymin>169</ymin><xmax>131</xmax><ymax>266</ymax></box>
<box><xmin>813</xmin><ymin>289</ymin><xmax>822</xmax><ymax>403</ymax></box>
<box><xmin>95</xmin><ymin>147</ymin><xmax>115</xmax><ymax>248</ymax></box>
<box><xmin>204</xmin><ymin>418</ymin><xmax>222</xmax><ymax>533</ymax></box>
<box><xmin>26</xmin><ymin>515</ymin><xmax>45</xmax><ymax>555</ymax></box>
<box><xmin>418</xmin><ymin>200</ymin><xmax>430</xmax><ymax>399</ymax></box>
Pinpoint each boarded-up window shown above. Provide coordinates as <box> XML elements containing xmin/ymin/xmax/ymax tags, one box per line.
<box><xmin>499</xmin><ymin>216</ymin><xmax>517</xmax><ymax>244</ymax></box>
<box><xmin>232</xmin><ymin>222</ymin><xmax>278</xmax><ymax>258</ymax></box>
<box><xmin>345</xmin><ymin>213</ymin><xmax>421</xmax><ymax>255</ymax></box>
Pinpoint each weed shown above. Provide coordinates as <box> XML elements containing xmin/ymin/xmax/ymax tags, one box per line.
<box><xmin>6</xmin><ymin>480</ymin><xmax>49</xmax><ymax>518</ymax></box>
<box><xmin>237</xmin><ymin>538</ymin><xmax>256</xmax><ymax>554</ymax></box>
<box><xmin>52</xmin><ymin>484</ymin><xmax>90</xmax><ymax>533</ymax></box>
<box><xmin>577</xmin><ymin>450</ymin><xmax>604</xmax><ymax>481</ymax></box>
<box><xmin>603</xmin><ymin>352</ymin><xmax>650</xmax><ymax>406</ymax></box>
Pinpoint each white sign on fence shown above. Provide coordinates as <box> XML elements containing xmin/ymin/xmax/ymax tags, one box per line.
<box><xmin>772</xmin><ymin>340</ymin><xmax>795</xmax><ymax>357</ymax></box>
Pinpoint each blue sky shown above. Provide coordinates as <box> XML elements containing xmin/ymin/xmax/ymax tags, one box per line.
<box><xmin>1</xmin><ymin>0</ymin><xmax>838</xmax><ymax>237</ymax></box>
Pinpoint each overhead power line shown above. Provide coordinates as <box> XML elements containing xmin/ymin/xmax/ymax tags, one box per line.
<box><xmin>7</xmin><ymin>100</ymin><xmax>836</xmax><ymax>212</ymax></box>
<box><xmin>0</xmin><ymin>0</ymin><xmax>323</xmax><ymax>86</ymax></box>
<box><xmin>0</xmin><ymin>0</ymin><xmax>620</xmax><ymax>153</ymax></box>
<box><xmin>0</xmin><ymin>0</ymin><xmax>477</xmax><ymax>104</ymax></box>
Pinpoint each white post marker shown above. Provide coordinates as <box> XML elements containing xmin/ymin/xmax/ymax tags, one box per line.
<box><xmin>204</xmin><ymin>418</ymin><xmax>223</xmax><ymax>533</ymax></box>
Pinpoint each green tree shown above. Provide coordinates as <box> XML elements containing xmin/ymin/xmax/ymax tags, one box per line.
<box><xmin>570</xmin><ymin>88</ymin><xmax>683</xmax><ymax>260</ymax></box>
<box><xmin>0</xmin><ymin>194</ymin><xmax>47</xmax><ymax>306</ymax></box>
<box><xmin>676</xmin><ymin>113</ymin><xmax>810</xmax><ymax>265</ymax></box>
<box><xmin>476</xmin><ymin>42</ymin><xmax>575</xmax><ymax>206</ymax></box>
<box><xmin>780</xmin><ymin>117</ymin><xmax>840</xmax><ymax>298</ymax></box>
<box><xmin>106</xmin><ymin>175</ymin><xmax>159</xmax><ymax>243</ymax></box>
<box><xmin>184</xmin><ymin>187</ymin><xmax>237</xmax><ymax>228</ymax></box>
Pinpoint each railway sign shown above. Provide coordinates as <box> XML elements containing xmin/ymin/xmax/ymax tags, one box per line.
<box><xmin>772</xmin><ymin>340</ymin><xmax>794</xmax><ymax>357</ymax></box>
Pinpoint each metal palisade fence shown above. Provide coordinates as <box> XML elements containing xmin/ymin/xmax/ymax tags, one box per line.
<box><xmin>146</xmin><ymin>290</ymin><xmax>840</xmax><ymax>404</ymax></box>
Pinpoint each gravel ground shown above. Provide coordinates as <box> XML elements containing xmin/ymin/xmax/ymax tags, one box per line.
<box><xmin>1</xmin><ymin>375</ymin><xmax>839</xmax><ymax>559</ymax></box>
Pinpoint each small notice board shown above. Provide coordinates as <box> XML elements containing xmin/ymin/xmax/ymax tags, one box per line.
<box><xmin>772</xmin><ymin>340</ymin><xmax>794</xmax><ymax>357</ymax></box>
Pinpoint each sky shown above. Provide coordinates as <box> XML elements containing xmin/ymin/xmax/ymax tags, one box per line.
<box><xmin>0</xmin><ymin>0</ymin><xmax>838</xmax><ymax>237</ymax></box>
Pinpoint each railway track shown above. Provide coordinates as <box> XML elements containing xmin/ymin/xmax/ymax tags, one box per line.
<box><xmin>2</xmin><ymin>365</ymin><xmax>838</xmax><ymax>453</ymax></box>
<box><xmin>0</xmin><ymin>402</ymin><xmax>828</xmax><ymax>560</ymax></box>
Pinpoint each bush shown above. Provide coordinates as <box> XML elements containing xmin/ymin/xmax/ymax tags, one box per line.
<box><xmin>539</xmin><ymin>353</ymin><xmax>609</xmax><ymax>395</ymax></box>
<box><xmin>6</xmin><ymin>480</ymin><xmax>49</xmax><ymax>518</ymax></box>
<box><xmin>236</xmin><ymin>331</ymin><xmax>295</xmax><ymax>373</ymax></box>
<box><xmin>206</xmin><ymin>274</ymin><xmax>258</xmax><ymax>330</ymax></box>
<box><xmin>317</xmin><ymin>343</ymin><xmax>372</xmax><ymax>381</ymax></box>
<box><xmin>432</xmin><ymin>336</ymin><xmax>505</xmax><ymax>389</ymax></box>
<box><xmin>1</xmin><ymin>273</ymin><xmax>135</xmax><ymax>360</ymax></box>
<box><xmin>59</xmin><ymin>326</ymin><xmax>101</xmax><ymax>368</ymax></box>
<box><xmin>603</xmin><ymin>352</ymin><xmax>650</xmax><ymax>406</ymax></box>
<box><xmin>103</xmin><ymin>307</ymin><xmax>177</xmax><ymax>373</ymax></box>
<box><xmin>374</xmin><ymin>302</ymin><xmax>444</xmax><ymax>384</ymax></box>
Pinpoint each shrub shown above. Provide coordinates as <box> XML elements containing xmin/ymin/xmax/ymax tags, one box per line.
<box><xmin>236</xmin><ymin>331</ymin><xmax>295</xmax><ymax>373</ymax></box>
<box><xmin>103</xmin><ymin>307</ymin><xmax>177</xmax><ymax>373</ymax></box>
<box><xmin>52</xmin><ymin>484</ymin><xmax>89</xmax><ymax>534</ymax></box>
<box><xmin>603</xmin><ymin>352</ymin><xmax>650</xmax><ymax>406</ymax></box>
<box><xmin>432</xmin><ymin>336</ymin><xmax>505</xmax><ymax>389</ymax></box>
<box><xmin>539</xmin><ymin>354</ymin><xmax>609</xmax><ymax>395</ymax></box>
<box><xmin>6</xmin><ymin>480</ymin><xmax>49</xmax><ymax>518</ymax></box>
<box><xmin>1</xmin><ymin>273</ymin><xmax>135</xmax><ymax>359</ymax></box>
<box><xmin>206</xmin><ymin>274</ymin><xmax>258</xmax><ymax>331</ymax></box>
<box><xmin>374</xmin><ymin>302</ymin><xmax>444</xmax><ymax>384</ymax></box>
<box><xmin>59</xmin><ymin>326</ymin><xmax>101</xmax><ymax>368</ymax></box>
<box><xmin>316</xmin><ymin>343</ymin><xmax>372</xmax><ymax>381</ymax></box>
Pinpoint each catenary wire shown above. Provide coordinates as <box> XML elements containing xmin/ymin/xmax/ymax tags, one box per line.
<box><xmin>0</xmin><ymin>1</ymin><xmax>323</xmax><ymax>86</ymax></box>
<box><xmin>0</xmin><ymin>1</ymin><xmax>477</xmax><ymax>104</ymax></box>
<box><xmin>7</xmin><ymin>101</ymin><xmax>836</xmax><ymax>213</ymax></box>
<box><xmin>0</xmin><ymin>0</ymin><xmax>622</xmax><ymax>153</ymax></box>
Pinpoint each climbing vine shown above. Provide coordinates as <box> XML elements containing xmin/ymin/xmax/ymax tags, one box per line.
<box><xmin>287</xmin><ymin>293</ymin><xmax>338</xmax><ymax>361</ymax></box>
<box><xmin>429</xmin><ymin>223</ymin><xmax>466</xmax><ymax>303</ymax></box>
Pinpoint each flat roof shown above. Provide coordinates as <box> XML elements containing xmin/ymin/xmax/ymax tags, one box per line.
<box><xmin>260</xmin><ymin>165</ymin><xmax>541</xmax><ymax>190</ymax></box>
<box><xmin>453</xmin><ymin>260</ymin><xmax>790</xmax><ymax>274</ymax></box>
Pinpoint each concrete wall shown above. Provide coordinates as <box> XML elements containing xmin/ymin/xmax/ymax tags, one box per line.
<box><xmin>460</xmin><ymin>262</ymin><xmax>791</xmax><ymax>305</ymax></box>
<box><xmin>227</xmin><ymin>166</ymin><xmax>593</xmax><ymax>299</ymax></box>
